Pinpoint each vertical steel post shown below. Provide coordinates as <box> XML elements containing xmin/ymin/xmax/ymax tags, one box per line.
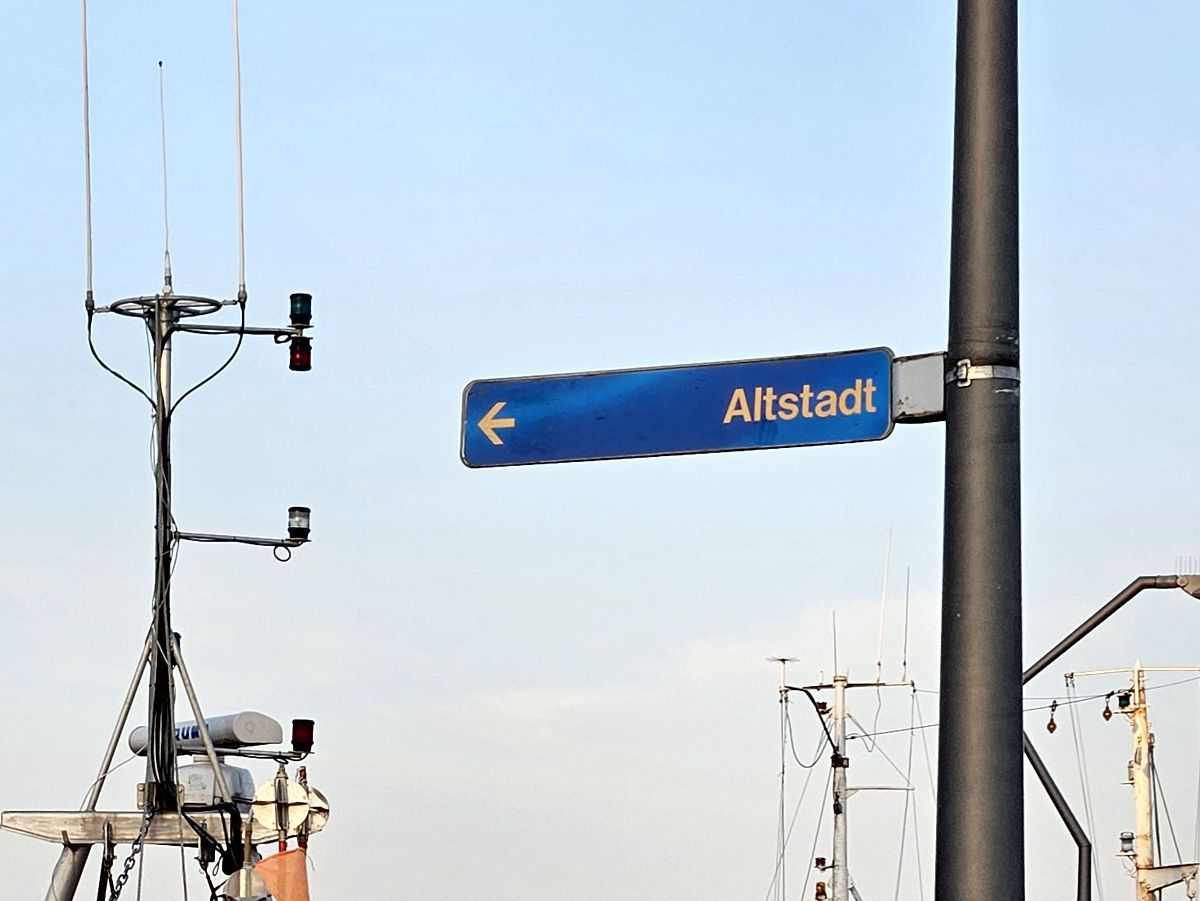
<box><xmin>146</xmin><ymin>296</ymin><xmax>179</xmax><ymax>810</ymax></box>
<box><xmin>937</xmin><ymin>2</ymin><xmax>1022</xmax><ymax>900</ymax></box>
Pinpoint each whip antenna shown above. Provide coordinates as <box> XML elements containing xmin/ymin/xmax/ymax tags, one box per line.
<box><xmin>82</xmin><ymin>0</ymin><xmax>94</xmax><ymax>306</ymax></box>
<box><xmin>158</xmin><ymin>61</ymin><xmax>173</xmax><ymax>295</ymax></box>
<box><xmin>875</xmin><ymin>526</ymin><xmax>893</xmax><ymax>681</ymax></box>
<box><xmin>232</xmin><ymin>0</ymin><xmax>247</xmax><ymax>301</ymax></box>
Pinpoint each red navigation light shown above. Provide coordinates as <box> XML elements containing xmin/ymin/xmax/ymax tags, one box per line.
<box><xmin>291</xmin><ymin>718</ymin><xmax>315</xmax><ymax>754</ymax></box>
<box><xmin>289</xmin><ymin>336</ymin><xmax>312</xmax><ymax>371</ymax></box>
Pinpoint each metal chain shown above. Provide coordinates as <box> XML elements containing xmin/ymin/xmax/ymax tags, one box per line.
<box><xmin>109</xmin><ymin>812</ymin><xmax>154</xmax><ymax>901</ymax></box>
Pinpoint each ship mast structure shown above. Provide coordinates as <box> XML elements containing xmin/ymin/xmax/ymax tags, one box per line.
<box><xmin>1068</xmin><ymin>665</ymin><xmax>1200</xmax><ymax>901</ymax></box>
<box><xmin>784</xmin><ymin>676</ymin><xmax>914</xmax><ymax>901</ymax></box>
<box><xmin>0</xmin><ymin>2</ymin><xmax>329</xmax><ymax>899</ymax></box>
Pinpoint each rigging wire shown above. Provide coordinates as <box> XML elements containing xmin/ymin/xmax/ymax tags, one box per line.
<box><xmin>1151</xmin><ymin>743</ymin><xmax>1163</xmax><ymax>864</ymax></box>
<box><xmin>892</xmin><ymin>689</ymin><xmax>917</xmax><ymax>901</ymax></box>
<box><xmin>850</xmin><ymin>686</ymin><xmax>1171</xmax><ymax>743</ymax></box>
<box><xmin>914</xmin><ymin>673</ymin><xmax>1200</xmax><ymax>700</ymax></box>
<box><xmin>856</xmin><ymin>531</ymin><xmax>896</xmax><ymax>764</ymax></box>
<box><xmin>763</xmin><ymin>731</ymin><xmax>829</xmax><ymax>901</ymax></box>
<box><xmin>178</xmin><ymin>816</ymin><xmax>190</xmax><ymax>901</ymax></box>
<box><xmin>77</xmin><ymin>753</ymin><xmax>138</xmax><ymax>810</ymax></box>
<box><xmin>1065</xmin><ymin>676</ymin><xmax>1105</xmax><ymax>901</ymax></box>
<box><xmin>914</xmin><ymin>691</ymin><xmax>936</xmax><ymax>806</ymax></box>
<box><xmin>847</xmin><ymin>713</ymin><xmax>914</xmax><ymax>786</ymax></box>
<box><xmin>859</xmin><ymin>687</ymin><xmax>883</xmax><ymax>754</ymax></box>
<box><xmin>1150</xmin><ymin>747</ymin><xmax>1184</xmax><ymax>864</ymax></box>
<box><xmin>911</xmin><ymin>787</ymin><xmax>927</xmax><ymax>901</ymax></box>
<box><xmin>796</xmin><ymin>767</ymin><xmax>833</xmax><ymax>901</ymax></box>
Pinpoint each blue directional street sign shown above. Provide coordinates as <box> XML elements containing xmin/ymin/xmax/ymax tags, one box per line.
<box><xmin>461</xmin><ymin>347</ymin><xmax>893</xmax><ymax>468</ymax></box>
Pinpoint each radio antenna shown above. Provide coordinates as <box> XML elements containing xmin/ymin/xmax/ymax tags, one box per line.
<box><xmin>832</xmin><ymin>610</ymin><xmax>839</xmax><ymax>677</ymax></box>
<box><xmin>874</xmin><ymin>526</ymin><xmax>893</xmax><ymax>681</ymax></box>
<box><xmin>81</xmin><ymin>0</ymin><xmax>94</xmax><ymax>306</ymax></box>
<box><xmin>158</xmin><ymin>61</ymin><xmax>173</xmax><ymax>295</ymax></box>
<box><xmin>232</xmin><ymin>0</ymin><xmax>247</xmax><ymax>302</ymax></box>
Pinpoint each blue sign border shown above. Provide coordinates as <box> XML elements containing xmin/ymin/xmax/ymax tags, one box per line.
<box><xmin>461</xmin><ymin>346</ymin><xmax>894</xmax><ymax>468</ymax></box>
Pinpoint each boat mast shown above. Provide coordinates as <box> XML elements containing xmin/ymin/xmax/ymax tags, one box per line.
<box><xmin>1068</xmin><ymin>664</ymin><xmax>1200</xmax><ymax>900</ymax></box>
<box><xmin>831</xmin><ymin>675</ymin><xmax>848</xmax><ymax>901</ymax></box>
<box><xmin>1129</xmin><ymin>663</ymin><xmax>1153</xmax><ymax>901</ymax></box>
<box><xmin>789</xmin><ymin>676</ymin><xmax>912</xmax><ymax>901</ymax></box>
<box><xmin>146</xmin><ymin>293</ymin><xmax>180</xmax><ymax>813</ymax></box>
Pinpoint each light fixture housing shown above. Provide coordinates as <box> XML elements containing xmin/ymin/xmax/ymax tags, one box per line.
<box><xmin>291</xmin><ymin>718</ymin><xmax>315</xmax><ymax>754</ymax></box>
<box><xmin>290</xmin><ymin>292</ymin><xmax>313</xmax><ymax>327</ymax></box>
<box><xmin>289</xmin><ymin>336</ymin><xmax>312</xmax><ymax>371</ymax></box>
<box><xmin>1120</xmin><ymin>831</ymin><xmax>1134</xmax><ymax>854</ymax></box>
<box><xmin>288</xmin><ymin>506</ymin><xmax>311</xmax><ymax>541</ymax></box>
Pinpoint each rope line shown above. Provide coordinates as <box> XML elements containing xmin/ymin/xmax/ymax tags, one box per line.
<box><xmin>892</xmin><ymin>691</ymin><xmax>916</xmax><ymax>901</ymax></box>
<box><xmin>1151</xmin><ymin>747</ymin><xmax>1184</xmax><ymax>864</ymax></box>
<box><xmin>797</xmin><ymin>767</ymin><xmax>833</xmax><ymax>901</ymax></box>
<box><xmin>1065</xmin><ymin>677</ymin><xmax>1104</xmax><ymax>901</ymax></box>
<box><xmin>763</xmin><ymin>731</ymin><xmax>829</xmax><ymax>901</ymax></box>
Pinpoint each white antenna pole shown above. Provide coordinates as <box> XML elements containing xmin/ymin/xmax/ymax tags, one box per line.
<box><xmin>831</xmin><ymin>674</ymin><xmax>849</xmax><ymax>901</ymax></box>
<box><xmin>158</xmin><ymin>61</ymin><xmax>173</xmax><ymax>296</ymax></box>
<box><xmin>875</xmin><ymin>527</ymin><xmax>893</xmax><ymax>682</ymax></box>
<box><xmin>769</xmin><ymin>656</ymin><xmax>797</xmax><ymax>901</ymax></box>
<box><xmin>779</xmin><ymin>659</ymin><xmax>787</xmax><ymax>901</ymax></box>
<box><xmin>901</xmin><ymin>567</ymin><xmax>911</xmax><ymax>683</ymax></box>
<box><xmin>82</xmin><ymin>0</ymin><xmax>94</xmax><ymax>304</ymax></box>
<box><xmin>832</xmin><ymin>611</ymin><xmax>839</xmax><ymax>678</ymax></box>
<box><xmin>232</xmin><ymin>0</ymin><xmax>247</xmax><ymax>302</ymax></box>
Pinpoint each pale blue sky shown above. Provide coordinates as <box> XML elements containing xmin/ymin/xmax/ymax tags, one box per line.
<box><xmin>1</xmin><ymin>3</ymin><xmax>1198</xmax><ymax>898</ymax></box>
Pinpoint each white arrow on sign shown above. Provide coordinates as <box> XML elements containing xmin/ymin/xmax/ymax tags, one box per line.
<box><xmin>477</xmin><ymin>402</ymin><xmax>516</xmax><ymax>445</ymax></box>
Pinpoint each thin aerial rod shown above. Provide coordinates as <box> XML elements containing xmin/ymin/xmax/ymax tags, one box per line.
<box><xmin>232</xmin><ymin>0</ymin><xmax>247</xmax><ymax>301</ymax></box>
<box><xmin>875</xmin><ymin>527</ymin><xmax>893</xmax><ymax>681</ymax></box>
<box><xmin>158</xmin><ymin>61</ymin><xmax>173</xmax><ymax>295</ymax></box>
<box><xmin>901</xmin><ymin>567</ymin><xmax>911</xmax><ymax>683</ymax></box>
<box><xmin>832</xmin><ymin>611</ymin><xmax>839</xmax><ymax>678</ymax></box>
<box><xmin>81</xmin><ymin>0</ymin><xmax>94</xmax><ymax>304</ymax></box>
